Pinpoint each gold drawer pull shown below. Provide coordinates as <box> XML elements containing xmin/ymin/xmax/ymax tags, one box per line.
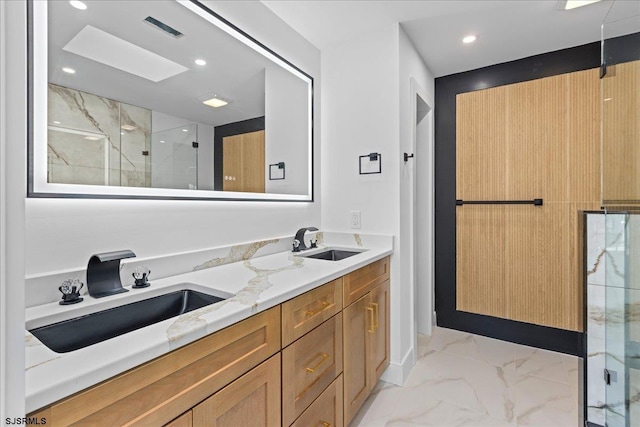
<box><xmin>320</xmin><ymin>422</ymin><xmax>331</xmax><ymax>427</ymax></box>
<box><xmin>306</xmin><ymin>352</ymin><xmax>330</xmax><ymax>373</ymax></box>
<box><xmin>372</xmin><ymin>302</ymin><xmax>379</xmax><ymax>329</ymax></box>
<box><xmin>305</xmin><ymin>301</ymin><xmax>329</xmax><ymax>317</ymax></box>
<box><xmin>366</xmin><ymin>306</ymin><xmax>374</xmax><ymax>333</ymax></box>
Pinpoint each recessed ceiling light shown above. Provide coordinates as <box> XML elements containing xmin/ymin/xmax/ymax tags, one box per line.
<box><xmin>160</xmin><ymin>140</ymin><xmax>166</xmax><ymax>143</ymax></box>
<box><xmin>69</xmin><ymin>1</ymin><xmax>87</xmax><ymax>10</ymax></box>
<box><xmin>203</xmin><ymin>97</ymin><xmax>229</xmax><ymax>108</ymax></box>
<box><xmin>560</xmin><ymin>0</ymin><xmax>602</xmax><ymax>10</ymax></box>
<box><xmin>182</xmin><ymin>129</ymin><xmax>189</xmax><ymax>132</ymax></box>
<box><xmin>62</xmin><ymin>67</ymin><xmax>76</xmax><ymax>74</ymax></box>
<box><xmin>462</xmin><ymin>35</ymin><xmax>477</xmax><ymax>44</ymax></box>
<box><xmin>195</xmin><ymin>59</ymin><xmax>207</xmax><ymax>66</ymax></box>
<box><xmin>84</xmin><ymin>136</ymin><xmax>100</xmax><ymax>141</ymax></box>
<box><xmin>121</xmin><ymin>125</ymin><xmax>137</xmax><ymax>131</ymax></box>
<box><xmin>53</xmin><ymin>121</ymin><xmax>61</xmax><ymax>124</ymax></box>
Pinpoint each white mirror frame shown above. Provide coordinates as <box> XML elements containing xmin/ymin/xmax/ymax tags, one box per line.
<box><xmin>28</xmin><ymin>0</ymin><xmax>314</xmax><ymax>202</ymax></box>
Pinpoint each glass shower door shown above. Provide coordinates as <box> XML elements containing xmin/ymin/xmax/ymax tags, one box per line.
<box><xmin>604</xmin><ymin>212</ymin><xmax>640</xmax><ymax>427</ymax></box>
<box><xmin>150</xmin><ymin>124</ymin><xmax>198</xmax><ymax>190</ymax></box>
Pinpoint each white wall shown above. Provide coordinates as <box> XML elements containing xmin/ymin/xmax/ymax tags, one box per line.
<box><xmin>321</xmin><ymin>23</ymin><xmax>403</xmax><ymax>377</ymax></box>
<box><xmin>399</xmin><ymin>27</ymin><xmax>435</xmax><ymax>369</ymax></box>
<box><xmin>321</xmin><ymin>23</ymin><xmax>434</xmax><ymax>384</ymax></box>
<box><xmin>1</xmin><ymin>0</ymin><xmax>26</xmax><ymax>417</ymax></box>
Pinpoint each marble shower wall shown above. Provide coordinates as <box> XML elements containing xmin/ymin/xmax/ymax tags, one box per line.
<box><xmin>47</xmin><ymin>84</ymin><xmax>150</xmax><ymax>187</ymax></box>
<box><xmin>586</xmin><ymin>213</ymin><xmax>607</xmax><ymax>426</ymax></box>
<box><xmin>586</xmin><ymin>212</ymin><xmax>640</xmax><ymax>427</ymax></box>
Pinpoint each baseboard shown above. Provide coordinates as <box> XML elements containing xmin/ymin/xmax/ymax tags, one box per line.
<box><xmin>380</xmin><ymin>346</ymin><xmax>414</xmax><ymax>386</ymax></box>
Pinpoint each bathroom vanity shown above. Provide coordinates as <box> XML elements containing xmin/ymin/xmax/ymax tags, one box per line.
<box><xmin>26</xmin><ymin>244</ymin><xmax>391</xmax><ymax>426</ymax></box>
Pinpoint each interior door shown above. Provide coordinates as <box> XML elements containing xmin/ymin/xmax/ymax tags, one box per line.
<box><xmin>222</xmin><ymin>130</ymin><xmax>265</xmax><ymax>193</ymax></box>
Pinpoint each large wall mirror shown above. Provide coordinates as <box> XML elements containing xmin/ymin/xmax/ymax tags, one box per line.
<box><xmin>29</xmin><ymin>0</ymin><xmax>313</xmax><ymax>201</ymax></box>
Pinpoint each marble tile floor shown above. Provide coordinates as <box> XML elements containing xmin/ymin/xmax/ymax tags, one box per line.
<box><xmin>351</xmin><ymin>327</ymin><xmax>581</xmax><ymax>427</ymax></box>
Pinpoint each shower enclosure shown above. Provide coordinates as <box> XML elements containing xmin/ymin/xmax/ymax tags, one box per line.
<box><xmin>151</xmin><ymin>123</ymin><xmax>199</xmax><ymax>190</ymax></box>
<box><xmin>586</xmin><ymin>2</ymin><xmax>640</xmax><ymax>426</ymax></box>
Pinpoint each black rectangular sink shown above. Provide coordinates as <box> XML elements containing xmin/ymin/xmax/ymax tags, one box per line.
<box><xmin>29</xmin><ymin>289</ymin><xmax>225</xmax><ymax>353</ymax></box>
<box><xmin>304</xmin><ymin>249</ymin><xmax>361</xmax><ymax>261</ymax></box>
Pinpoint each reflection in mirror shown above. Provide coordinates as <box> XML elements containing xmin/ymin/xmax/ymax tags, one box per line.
<box><xmin>31</xmin><ymin>0</ymin><xmax>313</xmax><ymax>201</ymax></box>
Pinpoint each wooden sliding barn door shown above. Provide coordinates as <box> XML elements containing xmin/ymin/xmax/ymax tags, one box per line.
<box><xmin>455</xmin><ymin>68</ymin><xmax>601</xmax><ymax>332</ymax></box>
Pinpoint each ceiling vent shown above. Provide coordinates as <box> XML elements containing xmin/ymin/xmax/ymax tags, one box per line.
<box><xmin>144</xmin><ymin>16</ymin><xmax>183</xmax><ymax>38</ymax></box>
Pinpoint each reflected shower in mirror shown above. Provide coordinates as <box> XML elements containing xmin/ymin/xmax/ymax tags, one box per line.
<box><xmin>31</xmin><ymin>0</ymin><xmax>313</xmax><ymax>201</ymax></box>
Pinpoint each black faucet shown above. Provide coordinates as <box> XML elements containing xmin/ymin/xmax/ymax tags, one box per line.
<box><xmin>293</xmin><ymin>227</ymin><xmax>319</xmax><ymax>252</ymax></box>
<box><xmin>87</xmin><ymin>250</ymin><xmax>136</xmax><ymax>298</ymax></box>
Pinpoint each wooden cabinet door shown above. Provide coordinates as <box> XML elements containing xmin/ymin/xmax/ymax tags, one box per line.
<box><xmin>370</xmin><ymin>280</ymin><xmax>390</xmax><ymax>385</ymax></box>
<box><xmin>165</xmin><ymin>411</ymin><xmax>192</xmax><ymax>427</ymax></box>
<box><xmin>193</xmin><ymin>354</ymin><xmax>281</xmax><ymax>427</ymax></box>
<box><xmin>343</xmin><ymin>293</ymin><xmax>373</xmax><ymax>425</ymax></box>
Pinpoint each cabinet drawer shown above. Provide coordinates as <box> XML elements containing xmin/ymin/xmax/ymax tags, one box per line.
<box><xmin>192</xmin><ymin>354</ymin><xmax>281</xmax><ymax>427</ymax></box>
<box><xmin>41</xmin><ymin>306</ymin><xmax>280</xmax><ymax>427</ymax></box>
<box><xmin>283</xmin><ymin>313</ymin><xmax>343</xmax><ymax>426</ymax></box>
<box><xmin>282</xmin><ymin>278</ymin><xmax>343</xmax><ymax>347</ymax></box>
<box><xmin>290</xmin><ymin>374</ymin><xmax>344</xmax><ymax>427</ymax></box>
<box><xmin>343</xmin><ymin>256</ymin><xmax>390</xmax><ymax>307</ymax></box>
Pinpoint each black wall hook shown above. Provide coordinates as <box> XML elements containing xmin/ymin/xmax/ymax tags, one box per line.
<box><xmin>404</xmin><ymin>153</ymin><xmax>414</xmax><ymax>162</ymax></box>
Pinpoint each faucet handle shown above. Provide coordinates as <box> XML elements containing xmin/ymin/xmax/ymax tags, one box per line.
<box><xmin>58</xmin><ymin>279</ymin><xmax>84</xmax><ymax>305</ymax></box>
<box><xmin>292</xmin><ymin>239</ymin><xmax>301</xmax><ymax>252</ymax></box>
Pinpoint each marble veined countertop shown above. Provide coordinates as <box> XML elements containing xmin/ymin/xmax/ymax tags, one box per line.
<box><xmin>24</xmin><ymin>236</ymin><xmax>392</xmax><ymax>413</ymax></box>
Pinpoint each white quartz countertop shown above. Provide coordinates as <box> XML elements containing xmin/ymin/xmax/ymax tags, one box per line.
<box><xmin>25</xmin><ymin>238</ymin><xmax>392</xmax><ymax>412</ymax></box>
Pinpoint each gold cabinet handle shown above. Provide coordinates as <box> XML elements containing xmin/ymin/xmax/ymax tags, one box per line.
<box><xmin>320</xmin><ymin>422</ymin><xmax>331</xmax><ymax>427</ymax></box>
<box><xmin>305</xmin><ymin>301</ymin><xmax>329</xmax><ymax>317</ymax></box>
<box><xmin>366</xmin><ymin>306</ymin><xmax>375</xmax><ymax>333</ymax></box>
<box><xmin>306</xmin><ymin>352</ymin><xmax>329</xmax><ymax>373</ymax></box>
<box><xmin>372</xmin><ymin>302</ymin><xmax>379</xmax><ymax>329</ymax></box>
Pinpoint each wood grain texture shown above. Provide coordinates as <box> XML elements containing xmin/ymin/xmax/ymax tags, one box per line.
<box><xmin>222</xmin><ymin>130</ymin><xmax>265</xmax><ymax>193</ymax></box>
<box><xmin>507</xmin><ymin>75</ymin><xmax>567</xmax><ymax>202</ymax></box>
<box><xmin>455</xmin><ymin>69</ymin><xmax>601</xmax><ymax>332</ymax></box>
<box><xmin>370</xmin><ymin>280</ymin><xmax>390</xmax><ymax>384</ymax></box>
<box><xmin>456</xmin><ymin>205</ymin><xmax>508</xmax><ymax>318</ymax></box>
<box><xmin>290</xmin><ymin>375</ymin><xmax>344</xmax><ymax>427</ymax></box>
<box><xmin>504</xmin><ymin>204</ymin><xmax>571</xmax><ymax>329</ymax></box>
<box><xmin>282</xmin><ymin>278</ymin><xmax>343</xmax><ymax>347</ymax></box>
<box><xmin>50</xmin><ymin>306</ymin><xmax>280</xmax><ymax>426</ymax></box>
<box><xmin>343</xmin><ymin>256</ymin><xmax>389</xmax><ymax>307</ymax></box>
<box><xmin>603</xmin><ymin>60</ymin><xmax>640</xmax><ymax>207</ymax></box>
<box><xmin>342</xmin><ymin>293</ymin><xmax>372</xmax><ymax>426</ymax></box>
<box><xmin>192</xmin><ymin>354</ymin><xmax>281</xmax><ymax>427</ymax></box>
<box><xmin>282</xmin><ymin>313</ymin><xmax>343</xmax><ymax>426</ymax></box>
<box><xmin>456</xmin><ymin>86</ymin><xmax>508</xmax><ymax>200</ymax></box>
<box><xmin>164</xmin><ymin>411</ymin><xmax>192</xmax><ymax>427</ymax></box>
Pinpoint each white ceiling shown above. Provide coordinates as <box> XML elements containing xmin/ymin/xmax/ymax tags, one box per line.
<box><xmin>48</xmin><ymin>0</ymin><xmax>271</xmax><ymax>127</ymax></box>
<box><xmin>261</xmin><ymin>0</ymin><xmax>640</xmax><ymax>77</ymax></box>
